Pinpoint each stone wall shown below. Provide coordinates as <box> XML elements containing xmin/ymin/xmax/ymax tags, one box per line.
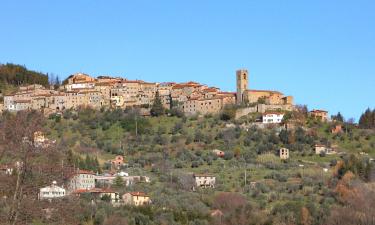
<box><xmin>235</xmin><ymin>104</ymin><xmax>294</xmax><ymax>119</ymax></box>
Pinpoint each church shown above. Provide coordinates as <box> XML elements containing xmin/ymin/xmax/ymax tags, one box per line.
<box><xmin>236</xmin><ymin>69</ymin><xmax>294</xmax><ymax>106</ymax></box>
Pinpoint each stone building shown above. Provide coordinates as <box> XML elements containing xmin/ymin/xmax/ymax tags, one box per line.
<box><xmin>279</xmin><ymin>148</ymin><xmax>289</xmax><ymax>160</ymax></box>
<box><xmin>122</xmin><ymin>192</ymin><xmax>151</xmax><ymax>206</ymax></box>
<box><xmin>2</xmin><ymin>69</ymin><xmax>294</xmax><ymax>117</ymax></box>
<box><xmin>236</xmin><ymin>69</ymin><xmax>248</xmax><ymax>104</ymax></box>
<box><xmin>66</xmin><ymin>73</ymin><xmax>95</xmax><ymax>84</ymax></box>
<box><xmin>67</xmin><ymin>169</ymin><xmax>95</xmax><ymax>193</ymax></box>
<box><xmin>235</xmin><ymin>69</ymin><xmax>294</xmax><ymax>106</ymax></box>
<box><xmin>182</xmin><ymin>97</ymin><xmax>224</xmax><ymax>115</ymax></box>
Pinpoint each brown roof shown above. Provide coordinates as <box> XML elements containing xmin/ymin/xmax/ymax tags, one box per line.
<box><xmin>128</xmin><ymin>192</ymin><xmax>148</xmax><ymax>197</ymax></box>
<box><xmin>218</xmin><ymin>91</ymin><xmax>236</xmax><ymax>95</ymax></box>
<box><xmin>314</xmin><ymin>144</ymin><xmax>326</xmax><ymax>147</ymax></box>
<box><xmin>310</xmin><ymin>109</ymin><xmax>328</xmax><ymax>113</ymax></box>
<box><xmin>32</xmin><ymin>94</ymin><xmax>52</xmax><ymax>97</ymax></box>
<box><xmin>202</xmin><ymin>88</ymin><xmax>218</xmax><ymax>93</ymax></box>
<box><xmin>72</xmin><ymin>188</ymin><xmax>116</xmax><ymax>194</ymax></box>
<box><xmin>121</xmin><ymin>80</ymin><xmax>143</xmax><ymax>84</ymax></box>
<box><xmin>77</xmin><ymin>169</ymin><xmax>95</xmax><ymax>174</ymax></box>
<box><xmin>73</xmin><ymin>80</ymin><xmax>95</xmax><ymax>84</ymax></box>
<box><xmin>79</xmin><ymin>90</ymin><xmax>100</xmax><ymax>94</ymax></box>
<box><xmin>14</xmin><ymin>99</ymin><xmax>31</xmax><ymax>103</ymax></box>
<box><xmin>173</xmin><ymin>81</ymin><xmax>205</xmax><ymax>88</ymax></box>
<box><xmin>248</xmin><ymin>89</ymin><xmax>283</xmax><ymax>95</ymax></box>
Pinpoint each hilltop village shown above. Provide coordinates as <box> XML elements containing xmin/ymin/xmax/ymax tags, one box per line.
<box><xmin>1</xmin><ymin>69</ymin><xmax>295</xmax><ymax>117</ymax></box>
<box><xmin>1</xmin><ymin>66</ymin><xmax>374</xmax><ymax>225</ymax></box>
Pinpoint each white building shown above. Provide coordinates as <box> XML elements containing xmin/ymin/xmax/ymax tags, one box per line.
<box><xmin>39</xmin><ymin>181</ymin><xmax>66</xmax><ymax>200</ymax></box>
<box><xmin>65</xmin><ymin>82</ymin><xmax>95</xmax><ymax>91</ymax></box>
<box><xmin>262</xmin><ymin>112</ymin><xmax>284</xmax><ymax>124</ymax></box>
<box><xmin>279</xmin><ymin>148</ymin><xmax>290</xmax><ymax>160</ymax></box>
<box><xmin>67</xmin><ymin>169</ymin><xmax>95</xmax><ymax>193</ymax></box>
<box><xmin>194</xmin><ymin>174</ymin><xmax>216</xmax><ymax>188</ymax></box>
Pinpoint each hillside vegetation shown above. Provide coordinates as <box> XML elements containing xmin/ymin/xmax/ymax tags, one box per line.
<box><xmin>0</xmin><ymin>106</ymin><xmax>373</xmax><ymax>225</ymax></box>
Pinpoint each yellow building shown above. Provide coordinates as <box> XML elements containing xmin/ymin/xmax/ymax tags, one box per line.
<box><xmin>310</xmin><ymin>110</ymin><xmax>328</xmax><ymax>122</ymax></box>
<box><xmin>122</xmin><ymin>192</ymin><xmax>151</xmax><ymax>206</ymax></box>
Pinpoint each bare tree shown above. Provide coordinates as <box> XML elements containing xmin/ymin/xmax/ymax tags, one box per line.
<box><xmin>327</xmin><ymin>181</ymin><xmax>375</xmax><ymax>225</ymax></box>
<box><xmin>0</xmin><ymin>111</ymin><xmax>67</xmax><ymax>224</ymax></box>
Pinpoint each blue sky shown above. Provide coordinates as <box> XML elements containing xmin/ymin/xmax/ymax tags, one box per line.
<box><xmin>1</xmin><ymin>1</ymin><xmax>374</xmax><ymax>120</ymax></box>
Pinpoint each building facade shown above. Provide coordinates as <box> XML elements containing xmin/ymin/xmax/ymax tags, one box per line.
<box><xmin>2</xmin><ymin>69</ymin><xmax>294</xmax><ymax>117</ymax></box>
<box><xmin>67</xmin><ymin>169</ymin><xmax>95</xmax><ymax>193</ymax></box>
<box><xmin>310</xmin><ymin>110</ymin><xmax>329</xmax><ymax>122</ymax></box>
<box><xmin>262</xmin><ymin>112</ymin><xmax>285</xmax><ymax>124</ymax></box>
<box><xmin>236</xmin><ymin>69</ymin><xmax>248</xmax><ymax>104</ymax></box>
<box><xmin>122</xmin><ymin>192</ymin><xmax>151</xmax><ymax>206</ymax></box>
<box><xmin>194</xmin><ymin>174</ymin><xmax>216</xmax><ymax>188</ymax></box>
<box><xmin>39</xmin><ymin>181</ymin><xmax>66</xmax><ymax>200</ymax></box>
<box><xmin>279</xmin><ymin>148</ymin><xmax>290</xmax><ymax>160</ymax></box>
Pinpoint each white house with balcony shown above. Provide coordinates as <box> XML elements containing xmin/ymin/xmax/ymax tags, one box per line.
<box><xmin>262</xmin><ymin>112</ymin><xmax>284</xmax><ymax>124</ymax></box>
<box><xmin>39</xmin><ymin>181</ymin><xmax>66</xmax><ymax>200</ymax></box>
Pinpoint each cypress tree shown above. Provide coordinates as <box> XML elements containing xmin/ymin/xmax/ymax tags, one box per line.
<box><xmin>151</xmin><ymin>91</ymin><xmax>165</xmax><ymax>117</ymax></box>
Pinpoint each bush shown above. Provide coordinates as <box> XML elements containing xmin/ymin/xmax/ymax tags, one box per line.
<box><xmin>175</xmin><ymin>161</ymin><xmax>184</xmax><ymax>168</ymax></box>
<box><xmin>223</xmin><ymin>151</ymin><xmax>234</xmax><ymax>160</ymax></box>
<box><xmin>191</xmin><ymin>161</ymin><xmax>199</xmax><ymax>168</ymax></box>
<box><xmin>220</xmin><ymin>105</ymin><xmax>237</xmax><ymax>121</ymax></box>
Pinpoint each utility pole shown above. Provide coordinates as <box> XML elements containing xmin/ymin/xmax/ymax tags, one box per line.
<box><xmin>244</xmin><ymin>168</ymin><xmax>247</xmax><ymax>187</ymax></box>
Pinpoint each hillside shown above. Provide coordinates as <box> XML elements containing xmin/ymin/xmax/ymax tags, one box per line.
<box><xmin>0</xmin><ymin>107</ymin><xmax>373</xmax><ymax>224</ymax></box>
<box><xmin>0</xmin><ymin>63</ymin><xmax>49</xmax><ymax>95</ymax></box>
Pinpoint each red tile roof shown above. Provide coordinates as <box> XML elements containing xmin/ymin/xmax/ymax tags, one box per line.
<box><xmin>72</xmin><ymin>188</ymin><xmax>116</xmax><ymax>194</ymax></box>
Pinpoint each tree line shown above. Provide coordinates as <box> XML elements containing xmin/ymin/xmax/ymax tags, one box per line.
<box><xmin>0</xmin><ymin>63</ymin><xmax>49</xmax><ymax>87</ymax></box>
<box><xmin>359</xmin><ymin>108</ymin><xmax>375</xmax><ymax>129</ymax></box>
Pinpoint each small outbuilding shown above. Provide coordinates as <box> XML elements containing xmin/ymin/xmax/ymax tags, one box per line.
<box><xmin>279</xmin><ymin>148</ymin><xmax>289</xmax><ymax>160</ymax></box>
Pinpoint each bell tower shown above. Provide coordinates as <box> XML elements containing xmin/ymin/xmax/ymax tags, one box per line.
<box><xmin>236</xmin><ymin>69</ymin><xmax>248</xmax><ymax>104</ymax></box>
